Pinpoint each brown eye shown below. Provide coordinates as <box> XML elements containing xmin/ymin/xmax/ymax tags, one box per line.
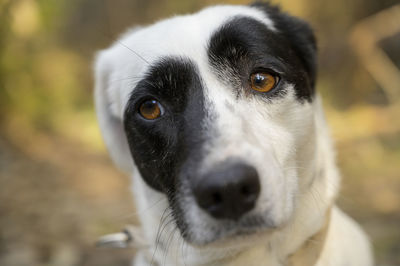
<box><xmin>139</xmin><ymin>99</ymin><xmax>163</xmax><ymax>120</ymax></box>
<box><xmin>250</xmin><ymin>73</ymin><xmax>278</xmax><ymax>93</ymax></box>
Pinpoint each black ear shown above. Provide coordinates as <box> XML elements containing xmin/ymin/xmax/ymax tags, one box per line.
<box><xmin>251</xmin><ymin>2</ymin><xmax>317</xmax><ymax>89</ymax></box>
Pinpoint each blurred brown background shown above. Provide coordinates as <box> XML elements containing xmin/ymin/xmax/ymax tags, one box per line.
<box><xmin>0</xmin><ymin>0</ymin><xmax>399</xmax><ymax>265</ymax></box>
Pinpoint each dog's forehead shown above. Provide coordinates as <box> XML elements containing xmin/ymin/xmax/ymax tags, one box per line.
<box><xmin>103</xmin><ymin>5</ymin><xmax>275</xmax><ymax>117</ymax></box>
<box><xmin>121</xmin><ymin>5</ymin><xmax>273</xmax><ymax>62</ymax></box>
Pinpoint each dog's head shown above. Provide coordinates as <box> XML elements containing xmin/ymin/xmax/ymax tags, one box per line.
<box><xmin>95</xmin><ymin>3</ymin><xmax>320</xmax><ymax>246</ymax></box>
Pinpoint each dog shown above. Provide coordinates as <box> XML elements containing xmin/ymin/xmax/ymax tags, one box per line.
<box><xmin>94</xmin><ymin>2</ymin><xmax>373</xmax><ymax>265</ymax></box>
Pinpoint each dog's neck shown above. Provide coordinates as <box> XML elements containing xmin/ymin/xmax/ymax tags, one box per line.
<box><xmin>287</xmin><ymin>208</ymin><xmax>331</xmax><ymax>266</ymax></box>
<box><xmin>130</xmin><ymin>96</ymin><xmax>339</xmax><ymax>266</ymax></box>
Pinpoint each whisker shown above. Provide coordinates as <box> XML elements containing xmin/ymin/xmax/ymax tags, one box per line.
<box><xmin>109</xmin><ymin>76</ymin><xmax>143</xmax><ymax>84</ymax></box>
<box><xmin>163</xmin><ymin>226</ymin><xmax>178</xmax><ymax>266</ymax></box>
<box><xmin>150</xmin><ymin>207</ymin><xmax>172</xmax><ymax>266</ymax></box>
<box><xmin>114</xmin><ymin>196</ymin><xmax>167</xmax><ymax>221</ymax></box>
<box><xmin>115</xmin><ymin>39</ymin><xmax>150</xmax><ymax>65</ymax></box>
<box><xmin>154</xmin><ymin>215</ymin><xmax>175</xmax><ymax>265</ymax></box>
<box><xmin>182</xmin><ymin>236</ymin><xmax>188</xmax><ymax>266</ymax></box>
<box><xmin>100</xmin><ymin>3</ymin><xmax>150</xmax><ymax>66</ymax></box>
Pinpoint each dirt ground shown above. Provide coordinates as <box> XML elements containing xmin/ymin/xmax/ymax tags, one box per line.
<box><xmin>0</xmin><ymin>132</ymin><xmax>137</xmax><ymax>266</ymax></box>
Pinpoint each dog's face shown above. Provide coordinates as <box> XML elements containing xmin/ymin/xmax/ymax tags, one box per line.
<box><xmin>95</xmin><ymin>3</ymin><xmax>318</xmax><ymax>246</ymax></box>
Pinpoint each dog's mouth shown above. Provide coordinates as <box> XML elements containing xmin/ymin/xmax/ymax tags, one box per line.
<box><xmin>180</xmin><ymin>208</ymin><xmax>279</xmax><ymax>246</ymax></box>
<box><xmin>210</xmin><ymin>219</ymin><xmax>276</xmax><ymax>245</ymax></box>
<box><xmin>189</xmin><ymin>225</ymin><xmax>277</xmax><ymax>249</ymax></box>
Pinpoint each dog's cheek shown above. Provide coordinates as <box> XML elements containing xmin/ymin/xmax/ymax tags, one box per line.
<box><xmin>260</xmin><ymin>127</ymin><xmax>298</xmax><ymax>225</ymax></box>
<box><xmin>251</xmin><ymin>92</ymin><xmax>314</xmax><ymax>224</ymax></box>
<box><xmin>268</xmin><ymin>98</ymin><xmax>317</xmax><ymax>224</ymax></box>
<box><xmin>286</xmin><ymin>100</ymin><xmax>318</xmax><ymax>191</ymax></box>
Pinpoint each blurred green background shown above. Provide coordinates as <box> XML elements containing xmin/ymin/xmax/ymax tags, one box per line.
<box><xmin>0</xmin><ymin>0</ymin><xmax>399</xmax><ymax>265</ymax></box>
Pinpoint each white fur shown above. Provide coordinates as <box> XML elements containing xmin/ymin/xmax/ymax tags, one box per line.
<box><xmin>94</xmin><ymin>5</ymin><xmax>373</xmax><ymax>266</ymax></box>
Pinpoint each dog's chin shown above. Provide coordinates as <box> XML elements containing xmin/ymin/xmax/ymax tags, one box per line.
<box><xmin>183</xmin><ymin>214</ymin><xmax>279</xmax><ymax>248</ymax></box>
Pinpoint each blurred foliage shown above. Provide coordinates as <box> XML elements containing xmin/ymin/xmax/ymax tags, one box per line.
<box><xmin>0</xmin><ymin>0</ymin><xmax>399</xmax><ymax>265</ymax></box>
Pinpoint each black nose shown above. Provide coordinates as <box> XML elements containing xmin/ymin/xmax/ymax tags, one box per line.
<box><xmin>192</xmin><ymin>161</ymin><xmax>260</xmax><ymax>220</ymax></box>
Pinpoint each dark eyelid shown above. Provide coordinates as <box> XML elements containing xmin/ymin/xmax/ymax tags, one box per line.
<box><xmin>252</xmin><ymin>57</ymin><xmax>286</xmax><ymax>75</ymax></box>
<box><xmin>251</xmin><ymin>66</ymin><xmax>282</xmax><ymax>76</ymax></box>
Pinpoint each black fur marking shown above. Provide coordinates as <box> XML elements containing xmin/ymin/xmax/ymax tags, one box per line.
<box><xmin>123</xmin><ymin>57</ymin><xmax>206</xmax><ymax>201</ymax></box>
<box><xmin>208</xmin><ymin>3</ymin><xmax>317</xmax><ymax>101</ymax></box>
<box><xmin>124</xmin><ymin>58</ymin><xmax>204</xmax><ymax>193</ymax></box>
<box><xmin>252</xmin><ymin>2</ymin><xmax>317</xmax><ymax>89</ymax></box>
<box><xmin>124</xmin><ymin>57</ymin><xmax>209</xmax><ymax>239</ymax></box>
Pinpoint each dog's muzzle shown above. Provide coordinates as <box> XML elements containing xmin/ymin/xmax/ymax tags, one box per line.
<box><xmin>192</xmin><ymin>160</ymin><xmax>261</xmax><ymax>220</ymax></box>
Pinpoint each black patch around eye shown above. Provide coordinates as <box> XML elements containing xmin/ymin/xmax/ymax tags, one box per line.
<box><xmin>123</xmin><ymin>57</ymin><xmax>206</xmax><ymax>197</ymax></box>
<box><xmin>251</xmin><ymin>2</ymin><xmax>317</xmax><ymax>90</ymax></box>
<box><xmin>207</xmin><ymin>15</ymin><xmax>316</xmax><ymax>101</ymax></box>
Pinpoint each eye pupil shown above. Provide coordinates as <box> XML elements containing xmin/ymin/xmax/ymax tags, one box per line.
<box><xmin>139</xmin><ymin>99</ymin><xmax>162</xmax><ymax>120</ymax></box>
<box><xmin>254</xmin><ymin>74</ymin><xmax>265</xmax><ymax>84</ymax></box>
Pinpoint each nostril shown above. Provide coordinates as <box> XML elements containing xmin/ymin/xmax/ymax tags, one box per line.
<box><xmin>195</xmin><ymin>187</ymin><xmax>223</xmax><ymax>211</ymax></box>
<box><xmin>211</xmin><ymin>192</ymin><xmax>222</xmax><ymax>204</ymax></box>
<box><xmin>240</xmin><ymin>182</ymin><xmax>260</xmax><ymax>203</ymax></box>
<box><xmin>240</xmin><ymin>185</ymin><xmax>251</xmax><ymax>196</ymax></box>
